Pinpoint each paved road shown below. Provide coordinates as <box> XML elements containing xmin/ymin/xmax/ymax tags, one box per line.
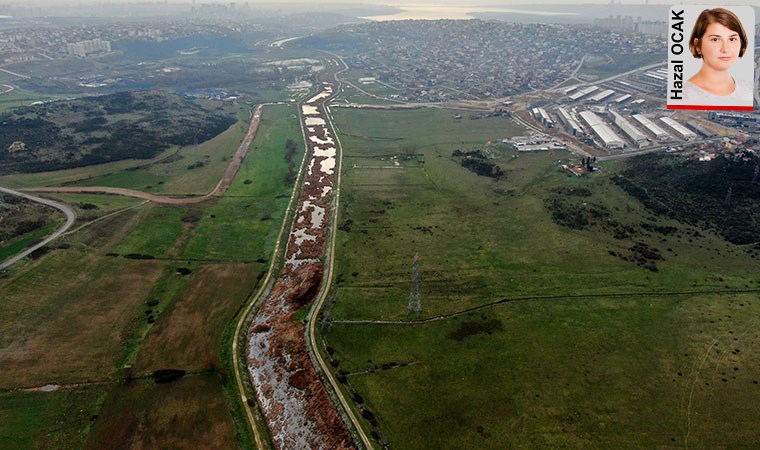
<box><xmin>0</xmin><ymin>187</ymin><xmax>76</xmax><ymax>271</ymax></box>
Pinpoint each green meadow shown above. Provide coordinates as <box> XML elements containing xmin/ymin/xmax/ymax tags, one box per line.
<box><xmin>74</xmin><ymin>107</ymin><xmax>250</xmax><ymax>195</ymax></box>
<box><xmin>182</xmin><ymin>104</ymin><xmax>303</xmax><ymax>262</ymax></box>
<box><xmin>0</xmin><ymin>101</ymin><xmax>303</xmax><ymax>448</ymax></box>
<box><xmin>322</xmin><ymin>107</ymin><xmax>760</xmax><ymax>449</ymax></box>
<box><xmin>0</xmin><ymin>103</ymin><xmax>245</xmax><ymax>194</ymax></box>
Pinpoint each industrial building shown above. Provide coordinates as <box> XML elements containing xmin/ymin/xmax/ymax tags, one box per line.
<box><xmin>687</xmin><ymin>121</ymin><xmax>716</xmax><ymax>138</ymax></box>
<box><xmin>644</xmin><ymin>72</ymin><xmax>666</xmax><ymax>81</ymax></box>
<box><xmin>568</xmin><ymin>86</ymin><xmax>598</xmax><ymax>101</ymax></box>
<box><xmin>506</xmin><ymin>135</ymin><xmax>566</xmax><ymax>151</ymax></box>
<box><xmin>589</xmin><ymin>89</ymin><xmax>615</xmax><ymax>103</ymax></box>
<box><xmin>660</xmin><ymin>116</ymin><xmax>697</xmax><ymax>140</ymax></box>
<box><xmin>579</xmin><ymin>110</ymin><xmax>625</xmax><ymax>149</ymax></box>
<box><xmin>708</xmin><ymin>111</ymin><xmax>760</xmax><ymax>129</ymax></box>
<box><xmin>556</xmin><ymin>107</ymin><xmax>584</xmax><ymax>136</ymax></box>
<box><xmin>537</xmin><ymin>108</ymin><xmax>554</xmax><ymax>128</ymax></box>
<box><xmin>614</xmin><ymin>94</ymin><xmax>631</xmax><ymax>103</ymax></box>
<box><xmin>632</xmin><ymin>114</ymin><xmax>670</xmax><ymax>141</ymax></box>
<box><xmin>609</xmin><ymin>111</ymin><xmax>649</xmax><ymax>147</ymax></box>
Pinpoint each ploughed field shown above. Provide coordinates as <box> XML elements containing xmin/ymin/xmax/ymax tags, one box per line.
<box><xmin>321</xmin><ymin>107</ymin><xmax>760</xmax><ymax>449</ymax></box>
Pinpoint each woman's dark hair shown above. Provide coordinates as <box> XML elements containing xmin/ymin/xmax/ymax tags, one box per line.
<box><xmin>689</xmin><ymin>7</ymin><xmax>748</xmax><ymax>58</ymax></box>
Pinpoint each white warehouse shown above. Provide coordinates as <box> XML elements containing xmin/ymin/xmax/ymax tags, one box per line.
<box><xmin>556</xmin><ymin>107</ymin><xmax>584</xmax><ymax>136</ymax></box>
<box><xmin>568</xmin><ymin>86</ymin><xmax>598</xmax><ymax>101</ymax></box>
<box><xmin>660</xmin><ymin>116</ymin><xmax>697</xmax><ymax>140</ymax></box>
<box><xmin>609</xmin><ymin>111</ymin><xmax>649</xmax><ymax>147</ymax></box>
<box><xmin>590</xmin><ymin>89</ymin><xmax>615</xmax><ymax>103</ymax></box>
<box><xmin>579</xmin><ymin>110</ymin><xmax>625</xmax><ymax>149</ymax></box>
<box><xmin>632</xmin><ymin>114</ymin><xmax>670</xmax><ymax>141</ymax></box>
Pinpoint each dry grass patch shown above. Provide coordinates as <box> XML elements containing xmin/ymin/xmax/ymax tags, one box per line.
<box><xmin>134</xmin><ymin>263</ymin><xmax>258</xmax><ymax>373</ymax></box>
<box><xmin>0</xmin><ymin>250</ymin><xmax>165</xmax><ymax>388</ymax></box>
<box><xmin>84</xmin><ymin>374</ymin><xmax>237</xmax><ymax>450</ymax></box>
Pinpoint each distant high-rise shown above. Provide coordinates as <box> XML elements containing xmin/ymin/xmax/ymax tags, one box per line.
<box><xmin>67</xmin><ymin>38</ymin><xmax>111</xmax><ymax>58</ymax></box>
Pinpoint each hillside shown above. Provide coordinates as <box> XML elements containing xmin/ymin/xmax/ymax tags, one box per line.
<box><xmin>0</xmin><ymin>91</ymin><xmax>236</xmax><ymax>174</ymax></box>
<box><xmin>613</xmin><ymin>152</ymin><xmax>760</xmax><ymax>247</ymax></box>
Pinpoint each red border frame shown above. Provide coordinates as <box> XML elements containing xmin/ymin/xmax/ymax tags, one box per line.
<box><xmin>667</xmin><ymin>104</ymin><xmax>754</xmax><ymax>111</ymax></box>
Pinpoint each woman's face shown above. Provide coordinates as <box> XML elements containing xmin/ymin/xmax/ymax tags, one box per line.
<box><xmin>695</xmin><ymin>21</ymin><xmax>742</xmax><ymax>72</ymax></box>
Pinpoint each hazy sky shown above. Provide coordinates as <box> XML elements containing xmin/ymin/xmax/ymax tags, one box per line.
<box><xmin>12</xmin><ymin>0</ymin><xmax>741</xmax><ymax>5</ymax></box>
<box><xmin>16</xmin><ymin>0</ymin><xmax>760</xmax><ymax>7</ymax></box>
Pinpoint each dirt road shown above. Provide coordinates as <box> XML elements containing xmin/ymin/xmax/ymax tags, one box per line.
<box><xmin>0</xmin><ymin>186</ymin><xmax>76</xmax><ymax>271</ymax></box>
<box><xmin>21</xmin><ymin>105</ymin><xmax>263</xmax><ymax>205</ymax></box>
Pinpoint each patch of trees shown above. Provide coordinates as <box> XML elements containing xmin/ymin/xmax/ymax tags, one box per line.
<box><xmin>284</xmin><ymin>138</ymin><xmax>298</xmax><ymax>185</ymax></box>
<box><xmin>545</xmin><ymin>195</ymin><xmax>610</xmax><ymax>230</ymax></box>
<box><xmin>0</xmin><ymin>91</ymin><xmax>236</xmax><ymax>174</ymax></box>
<box><xmin>550</xmin><ymin>186</ymin><xmax>592</xmax><ymax>197</ymax></box>
<box><xmin>544</xmin><ymin>189</ymin><xmax>646</xmax><ymax>241</ymax></box>
<box><xmin>609</xmin><ymin>242</ymin><xmax>663</xmax><ymax>272</ymax></box>
<box><xmin>613</xmin><ymin>153</ymin><xmax>760</xmax><ymax>245</ymax></box>
<box><xmin>452</xmin><ymin>149</ymin><xmax>505</xmax><ymax>179</ymax></box>
<box><xmin>71</xmin><ymin>116</ymin><xmax>108</xmax><ymax>133</ymax></box>
<box><xmin>0</xmin><ymin>219</ymin><xmax>45</xmax><ymax>242</ymax></box>
<box><xmin>151</xmin><ymin>369</ymin><xmax>187</xmax><ymax>384</ymax></box>
<box><xmin>447</xmin><ymin>318</ymin><xmax>504</xmax><ymax>341</ymax></box>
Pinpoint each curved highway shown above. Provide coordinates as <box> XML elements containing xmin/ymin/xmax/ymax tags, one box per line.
<box><xmin>0</xmin><ymin>186</ymin><xmax>76</xmax><ymax>271</ymax></box>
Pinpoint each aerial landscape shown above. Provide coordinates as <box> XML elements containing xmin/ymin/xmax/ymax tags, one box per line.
<box><xmin>1</xmin><ymin>1</ymin><xmax>759</xmax><ymax>449</ymax></box>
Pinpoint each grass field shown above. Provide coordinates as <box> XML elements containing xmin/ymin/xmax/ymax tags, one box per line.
<box><xmin>0</xmin><ymin>147</ymin><xmax>179</xmax><ymax>189</ymax></box>
<box><xmin>0</xmin><ymin>104</ymin><xmax>246</xmax><ymax>193</ymax></box>
<box><xmin>74</xmin><ymin>107</ymin><xmax>250</xmax><ymax>195</ymax></box>
<box><xmin>0</xmin><ymin>222</ymin><xmax>59</xmax><ymax>262</ymax></box>
<box><xmin>133</xmin><ymin>263</ymin><xmax>256</xmax><ymax>373</ymax></box>
<box><xmin>0</xmin><ymin>387</ymin><xmax>105</xmax><ymax>450</ymax></box>
<box><xmin>321</xmin><ymin>107</ymin><xmax>760</xmax><ymax>448</ymax></box>
<box><xmin>578</xmin><ymin>52</ymin><xmax>664</xmax><ymax>79</ymax></box>
<box><xmin>110</xmin><ymin>204</ymin><xmax>190</xmax><ymax>258</ymax></box>
<box><xmin>0</xmin><ymin>89</ymin><xmax>53</xmax><ymax>112</ymax></box>
<box><xmin>0</xmin><ymin>99</ymin><xmax>305</xmax><ymax>448</ymax></box>
<box><xmin>182</xmin><ymin>103</ymin><xmax>303</xmax><ymax>262</ymax></box>
<box><xmin>84</xmin><ymin>374</ymin><xmax>238</xmax><ymax>449</ymax></box>
<box><xmin>0</xmin><ymin>249</ymin><xmax>166</xmax><ymax>388</ymax></box>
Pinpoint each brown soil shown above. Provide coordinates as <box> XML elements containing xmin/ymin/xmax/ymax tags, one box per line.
<box><xmin>247</xmin><ymin>79</ymin><xmax>355</xmax><ymax>449</ymax></box>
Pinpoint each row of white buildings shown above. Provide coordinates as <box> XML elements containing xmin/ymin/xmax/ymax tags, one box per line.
<box><xmin>536</xmin><ymin>106</ymin><xmax>697</xmax><ymax>149</ymax></box>
<box><xmin>66</xmin><ymin>38</ymin><xmax>111</xmax><ymax>58</ymax></box>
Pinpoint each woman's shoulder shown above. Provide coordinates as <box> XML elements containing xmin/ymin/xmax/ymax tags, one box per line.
<box><xmin>735</xmin><ymin>78</ymin><xmax>755</xmax><ymax>96</ymax></box>
<box><xmin>682</xmin><ymin>80</ymin><xmax>714</xmax><ymax>102</ymax></box>
<box><xmin>683</xmin><ymin>78</ymin><xmax>753</xmax><ymax>104</ymax></box>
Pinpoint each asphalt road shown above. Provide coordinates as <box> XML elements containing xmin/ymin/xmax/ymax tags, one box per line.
<box><xmin>0</xmin><ymin>186</ymin><xmax>76</xmax><ymax>271</ymax></box>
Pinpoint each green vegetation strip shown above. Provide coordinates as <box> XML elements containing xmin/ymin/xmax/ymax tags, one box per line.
<box><xmin>321</xmin><ymin>107</ymin><xmax>760</xmax><ymax>449</ymax></box>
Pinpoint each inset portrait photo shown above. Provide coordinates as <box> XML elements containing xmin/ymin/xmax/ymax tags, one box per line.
<box><xmin>668</xmin><ymin>5</ymin><xmax>755</xmax><ymax>111</ymax></box>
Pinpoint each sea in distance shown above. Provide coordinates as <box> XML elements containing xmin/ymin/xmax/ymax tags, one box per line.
<box><xmin>361</xmin><ymin>5</ymin><xmax>580</xmax><ymax>21</ymax></box>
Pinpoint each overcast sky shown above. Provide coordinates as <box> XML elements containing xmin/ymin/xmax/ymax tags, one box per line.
<box><xmin>15</xmin><ymin>0</ymin><xmax>760</xmax><ymax>7</ymax></box>
<box><xmin>3</xmin><ymin>0</ymin><xmax>725</xmax><ymax>5</ymax></box>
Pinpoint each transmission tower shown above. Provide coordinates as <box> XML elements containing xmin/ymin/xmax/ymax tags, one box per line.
<box><xmin>723</xmin><ymin>186</ymin><xmax>733</xmax><ymax>208</ymax></box>
<box><xmin>408</xmin><ymin>253</ymin><xmax>421</xmax><ymax>313</ymax></box>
